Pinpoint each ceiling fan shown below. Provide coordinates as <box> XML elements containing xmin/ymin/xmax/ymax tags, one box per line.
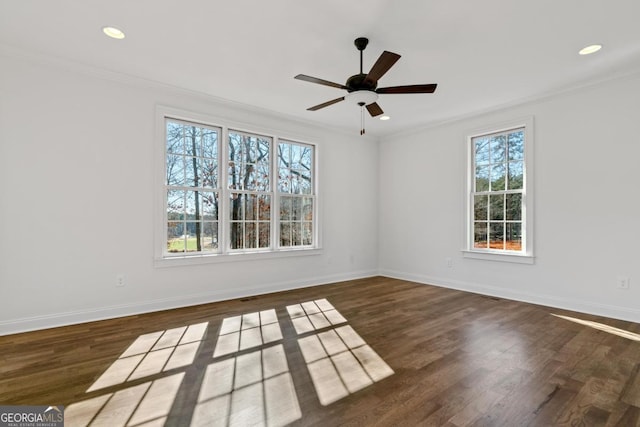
<box><xmin>295</xmin><ymin>37</ymin><xmax>437</xmax><ymax>135</ymax></box>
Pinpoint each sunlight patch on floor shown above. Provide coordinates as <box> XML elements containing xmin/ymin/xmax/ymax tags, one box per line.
<box><xmin>552</xmin><ymin>314</ymin><xmax>640</xmax><ymax>341</ymax></box>
<box><xmin>66</xmin><ymin>373</ymin><xmax>184</xmax><ymax>427</ymax></box>
<box><xmin>213</xmin><ymin>309</ymin><xmax>283</xmax><ymax>358</ymax></box>
<box><xmin>66</xmin><ymin>299</ymin><xmax>393</xmax><ymax>425</ymax></box>
<box><xmin>193</xmin><ymin>344</ymin><xmax>301</xmax><ymax>427</ymax></box>
<box><xmin>286</xmin><ymin>299</ymin><xmax>347</xmax><ymax>334</ymax></box>
<box><xmin>87</xmin><ymin>322</ymin><xmax>208</xmax><ymax>392</ymax></box>
<box><xmin>298</xmin><ymin>325</ymin><xmax>394</xmax><ymax>405</ymax></box>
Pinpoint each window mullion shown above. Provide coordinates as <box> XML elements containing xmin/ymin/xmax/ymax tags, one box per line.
<box><xmin>220</xmin><ymin>126</ymin><xmax>230</xmax><ymax>255</ymax></box>
<box><xmin>273</xmin><ymin>139</ymin><xmax>279</xmax><ymax>251</ymax></box>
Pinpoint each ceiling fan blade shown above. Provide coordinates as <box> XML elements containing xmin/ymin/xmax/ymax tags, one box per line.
<box><xmin>295</xmin><ymin>74</ymin><xmax>348</xmax><ymax>90</ymax></box>
<box><xmin>365</xmin><ymin>51</ymin><xmax>401</xmax><ymax>84</ymax></box>
<box><xmin>307</xmin><ymin>96</ymin><xmax>345</xmax><ymax>111</ymax></box>
<box><xmin>377</xmin><ymin>84</ymin><xmax>438</xmax><ymax>94</ymax></box>
<box><xmin>366</xmin><ymin>102</ymin><xmax>384</xmax><ymax>117</ymax></box>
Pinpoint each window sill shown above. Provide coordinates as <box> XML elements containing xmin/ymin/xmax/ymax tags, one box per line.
<box><xmin>154</xmin><ymin>247</ymin><xmax>323</xmax><ymax>268</ymax></box>
<box><xmin>462</xmin><ymin>250</ymin><xmax>534</xmax><ymax>264</ymax></box>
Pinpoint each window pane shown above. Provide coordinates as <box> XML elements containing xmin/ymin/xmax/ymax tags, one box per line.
<box><xmin>259</xmin><ymin>223</ymin><xmax>270</xmax><ymax>248</ymax></box>
<box><xmin>490</xmin><ymin>135</ymin><xmax>506</xmax><ymax>163</ymax></box>
<box><xmin>166</xmin><ymin>154</ymin><xmax>185</xmax><ymax>186</ymax></box>
<box><xmin>280</xmin><ymin>197</ymin><xmax>291</xmax><ymax>220</ymax></box>
<box><xmin>291</xmin><ymin>172</ymin><xmax>311</xmax><ymax>195</ymax></box>
<box><xmin>490</xmin><ymin>164</ymin><xmax>506</xmax><ymax>191</ymax></box>
<box><xmin>201</xmin><ymin>192</ymin><xmax>218</xmax><ymax>221</ymax></box>
<box><xmin>506</xmin><ymin>193</ymin><xmax>522</xmax><ymax>220</ymax></box>
<box><xmin>166</xmin><ymin>122</ymin><xmax>185</xmax><ymax>155</ymax></box>
<box><xmin>202</xmin><ymin>129</ymin><xmax>218</xmax><ymax>159</ymax></box>
<box><xmin>230</xmin><ymin>221</ymin><xmax>243</xmax><ymax>249</ymax></box>
<box><xmin>245</xmin><ymin>194</ymin><xmax>257</xmax><ymax>220</ymax></box>
<box><xmin>474</xmin><ymin>137</ymin><xmax>490</xmax><ymax>164</ymax></box>
<box><xmin>278</xmin><ymin>167</ymin><xmax>291</xmax><ymax>193</ymax></box>
<box><xmin>245</xmin><ymin>222</ymin><xmax>257</xmax><ymax>249</ymax></box>
<box><xmin>508</xmin><ymin>161</ymin><xmax>523</xmax><ymax>190</ymax></box>
<box><xmin>184</xmin><ymin>222</ymin><xmax>200</xmax><ymax>251</ymax></box>
<box><xmin>201</xmin><ymin>159</ymin><xmax>217</xmax><ymax>188</ymax></box>
<box><xmin>167</xmin><ymin>222</ymin><xmax>185</xmax><ymax>253</ymax></box>
<box><xmin>185</xmin><ymin>156</ymin><xmax>198</xmax><ymax>186</ymax></box>
<box><xmin>258</xmin><ymin>195</ymin><xmax>270</xmax><ymax>221</ymax></box>
<box><xmin>185</xmin><ymin>191</ymin><xmax>200</xmax><ymax>219</ymax></box>
<box><xmin>474</xmin><ymin>222</ymin><xmax>488</xmax><ymax>248</ymax></box>
<box><xmin>474</xmin><ymin>195</ymin><xmax>488</xmax><ymax>221</ymax></box>
<box><xmin>184</xmin><ymin>126</ymin><xmax>199</xmax><ymax>157</ymax></box>
<box><xmin>489</xmin><ymin>222</ymin><xmax>504</xmax><ymax>250</ymax></box>
<box><xmin>202</xmin><ymin>222</ymin><xmax>218</xmax><ymax>251</ymax></box>
<box><xmin>278</xmin><ymin>142</ymin><xmax>313</xmax><ymax>195</ymax></box>
<box><xmin>508</xmin><ymin>130</ymin><xmax>524</xmax><ymax>161</ymax></box>
<box><xmin>506</xmin><ymin>223</ymin><xmax>522</xmax><ymax>251</ymax></box>
<box><xmin>303</xmin><ymin>197</ymin><xmax>313</xmax><ymax>221</ymax></box>
<box><xmin>489</xmin><ymin>194</ymin><xmax>504</xmax><ymax>221</ymax></box>
<box><xmin>228</xmin><ymin>132</ymin><xmax>271</xmax><ymax>191</ymax></box>
<box><xmin>291</xmin><ymin>197</ymin><xmax>303</xmax><ymax>220</ymax></box>
<box><xmin>475</xmin><ymin>165</ymin><xmax>490</xmax><ymax>192</ymax></box>
<box><xmin>229</xmin><ymin>193</ymin><xmax>244</xmax><ymax>220</ymax></box>
<box><xmin>303</xmin><ymin>222</ymin><xmax>313</xmax><ymax>245</ymax></box>
<box><xmin>167</xmin><ymin>190</ymin><xmax>184</xmax><ymax>219</ymax></box>
<box><xmin>280</xmin><ymin>222</ymin><xmax>291</xmax><ymax>247</ymax></box>
<box><xmin>292</xmin><ymin>222</ymin><xmax>302</xmax><ymax>246</ymax></box>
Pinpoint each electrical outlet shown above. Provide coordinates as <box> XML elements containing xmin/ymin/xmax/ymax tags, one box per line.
<box><xmin>617</xmin><ymin>276</ymin><xmax>630</xmax><ymax>290</ymax></box>
<box><xmin>446</xmin><ymin>257</ymin><xmax>453</xmax><ymax>268</ymax></box>
<box><xmin>116</xmin><ymin>274</ymin><xmax>125</xmax><ymax>287</ymax></box>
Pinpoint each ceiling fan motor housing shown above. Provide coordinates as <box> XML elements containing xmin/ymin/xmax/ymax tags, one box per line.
<box><xmin>346</xmin><ymin>74</ymin><xmax>377</xmax><ymax>92</ymax></box>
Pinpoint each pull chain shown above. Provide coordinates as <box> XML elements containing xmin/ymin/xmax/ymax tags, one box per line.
<box><xmin>359</xmin><ymin>102</ymin><xmax>365</xmax><ymax>135</ymax></box>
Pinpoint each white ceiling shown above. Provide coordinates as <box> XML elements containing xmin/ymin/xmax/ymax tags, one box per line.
<box><xmin>2</xmin><ymin>0</ymin><xmax>640</xmax><ymax>137</ymax></box>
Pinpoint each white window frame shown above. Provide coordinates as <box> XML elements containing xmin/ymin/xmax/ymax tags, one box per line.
<box><xmin>277</xmin><ymin>139</ymin><xmax>317</xmax><ymax>250</ymax></box>
<box><xmin>463</xmin><ymin>116</ymin><xmax>534</xmax><ymax>264</ymax></box>
<box><xmin>226</xmin><ymin>129</ymin><xmax>274</xmax><ymax>253</ymax></box>
<box><xmin>154</xmin><ymin>106</ymin><xmax>321</xmax><ymax>267</ymax></box>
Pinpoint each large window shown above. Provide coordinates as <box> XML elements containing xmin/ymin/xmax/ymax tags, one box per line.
<box><xmin>158</xmin><ymin>109</ymin><xmax>318</xmax><ymax>262</ymax></box>
<box><xmin>465</xmin><ymin>118</ymin><xmax>533</xmax><ymax>263</ymax></box>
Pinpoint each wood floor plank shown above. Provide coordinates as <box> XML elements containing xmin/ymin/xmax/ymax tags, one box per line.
<box><xmin>2</xmin><ymin>277</ymin><xmax>640</xmax><ymax>426</ymax></box>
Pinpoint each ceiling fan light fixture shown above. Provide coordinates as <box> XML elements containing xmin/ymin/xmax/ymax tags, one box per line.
<box><xmin>346</xmin><ymin>90</ymin><xmax>378</xmax><ymax>106</ymax></box>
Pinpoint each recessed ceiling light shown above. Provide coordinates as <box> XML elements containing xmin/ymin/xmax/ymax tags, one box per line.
<box><xmin>579</xmin><ymin>44</ymin><xmax>602</xmax><ymax>55</ymax></box>
<box><xmin>102</xmin><ymin>26</ymin><xmax>125</xmax><ymax>40</ymax></box>
<box><xmin>380</xmin><ymin>115</ymin><xmax>390</xmax><ymax>121</ymax></box>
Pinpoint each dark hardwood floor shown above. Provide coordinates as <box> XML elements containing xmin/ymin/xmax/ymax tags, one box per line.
<box><xmin>2</xmin><ymin>277</ymin><xmax>640</xmax><ymax>426</ymax></box>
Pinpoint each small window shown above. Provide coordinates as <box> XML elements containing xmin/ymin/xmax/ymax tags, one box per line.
<box><xmin>465</xmin><ymin>118</ymin><xmax>534</xmax><ymax>263</ymax></box>
<box><xmin>277</xmin><ymin>140</ymin><xmax>315</xmax><ymax>248</ymax></box>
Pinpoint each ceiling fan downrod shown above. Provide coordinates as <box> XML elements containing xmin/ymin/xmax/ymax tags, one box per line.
<box><xmin>354</xmin><ymin>37</ymin><xmax>369</xmax><ymax>75</ymax></box>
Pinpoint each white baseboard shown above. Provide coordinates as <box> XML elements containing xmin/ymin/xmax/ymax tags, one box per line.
<box><xmin>379</xmin><ymin>269</ymin><xmax>640</xmax><ymax>324</ymax></box>
<box><xmin>0</xmin><ymin>269</ymin><xmax>377</xmax><ymax>336</ymax></box>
